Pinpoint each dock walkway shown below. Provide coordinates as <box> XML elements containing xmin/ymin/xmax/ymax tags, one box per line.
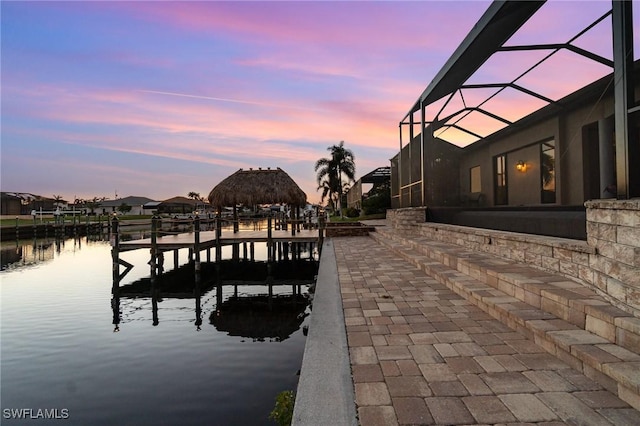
<box><xmin>118</xmin><ymin>229</ymin><xmax>320</xmax><ymax>252</ymax></box>
<box><xmin>111</xmin><ymin>217</ymin><xmax>322</xmax><ymax>289</ymax></box>
<box><xmin>294</xmin><ymin>222</ymin><xmax>639</xmax><ymax>425</ymax></box>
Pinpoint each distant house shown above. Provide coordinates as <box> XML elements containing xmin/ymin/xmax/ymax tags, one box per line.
<box><xmin>156</xmin><ymin>196</ymin><xmax>201</xmax><ymax>216</ymax></box>
<box><xmin>346</xmin><ymin>167</ymin><xmax>391</xmax><ymax>211</ymax></box>
<box><xmin>1</xmin><ymin>193</ymin><xmax>22</xmax><ymax>215</ymax></box>
<box><xmin>0</xmin><ymin>192</ymin><xmax>58</xmax><ymax>215</ymax></box>
<box><xmin>99</xmin><ymin>196</ymin><xmax>157</xmax><ymax>215</ymax></box>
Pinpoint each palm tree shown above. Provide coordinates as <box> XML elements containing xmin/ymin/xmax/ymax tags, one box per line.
<box><xmin>317</xmin><ymin>174</ymin><xmax>339</xmax><ymax>212</ymax></box>
<box><xmin>314</xmin><ymin>141</ymin><xmax>355</xmax><ymax>216</ymax></box>
<box><xmin>52</xmin><ymin>194</ymin><xmax>64</xmax><ymax>210</ymax></box>
<box><xmin>188</xmin><ymin>192</ymin><xmax>205</xmax><ymax>212</ymax></box>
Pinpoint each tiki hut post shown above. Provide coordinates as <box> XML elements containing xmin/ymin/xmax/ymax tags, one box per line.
<box><xmin>215</xmin><ymin>206</ymin><xmax>222</xmax><ymax>282</ymax></box>
<box><xmin>216</xmin><ymin>206</ymin><xmax>222</xmax><ymax>240</ymax></box>
<box><xmin>233</xmin><ymin>204</ymin><xmax>238</xmax><ymax>233</ymax></box>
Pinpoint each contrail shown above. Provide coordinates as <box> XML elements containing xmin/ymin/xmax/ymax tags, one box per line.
<box><xmin>138</xmin><ymin>89</ymin><xmax>323</xmax><ymax>111</ymax></box>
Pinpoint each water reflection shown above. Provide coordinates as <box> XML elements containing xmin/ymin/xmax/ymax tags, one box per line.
<box><xmin>112</xmin><ymin>258</ymin><xmax>315</xmax><ymax>337</ymax></box>
<box><xmin>211</xmin><ymin>293</ymin><xmax>309</xmax><ymax>342</ymax></box>
<box><xmin>1</xmin><ymin>236</ymin><xmax>72</xmax><ymax>270</ymax></box>
<box><xmin>2</xmin><ymin>233</ymin><xmax>314</xmax><ymax>426</ymax></box>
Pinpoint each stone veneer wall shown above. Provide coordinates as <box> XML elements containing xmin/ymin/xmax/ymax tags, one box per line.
<box><xmin>585</xmin><ymin>199</ymin><xmax>640</xmax><ymax>315</ymax></box>
<box><xmin>387</xmin><ymin>207</ymin><xmax>426</xmax><ymax>231</ymax></box>
<box><xmin>323</xmin><ymin>222</ymin><xmax>376</xmax><ymax>237</ymax></box>
<box><xmin>388</xmin><ymin>203</ymin><xmax>639</xmax><ymax>317</ymax></box>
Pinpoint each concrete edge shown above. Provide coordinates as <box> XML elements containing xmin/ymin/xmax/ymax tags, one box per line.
<box><xmin>292</xmin><ymin>238</ymin><xmax>357</xmax><ymax>426</ymax></box>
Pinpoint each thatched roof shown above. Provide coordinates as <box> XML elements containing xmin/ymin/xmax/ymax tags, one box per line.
<box><xmin>207</xmin><ymin>167</ymin><xmax>307</xmax><ymax>207</ymax></box>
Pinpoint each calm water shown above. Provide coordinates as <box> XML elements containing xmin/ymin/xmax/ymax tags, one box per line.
<box><xmin>1</xmin><ymin>233</ymin><xmax>316</xmax><ymax>425</ymax></box>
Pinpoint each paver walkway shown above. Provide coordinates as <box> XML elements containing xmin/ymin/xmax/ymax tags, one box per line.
<box><xmin>334</xmin><ymin>236</ymin><xmax>639</xmax><ymax>426</ymax></box>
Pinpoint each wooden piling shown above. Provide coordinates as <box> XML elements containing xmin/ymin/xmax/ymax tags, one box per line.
<box><xmin>111</xmin><ymin>215</ymin><xmax>120</xmax><ymax>292</ymax></box>
<box><xmin>215</xmin><ymin>213</ymin><xmax>222</xmax><ymax>283</ymax></box>
<box><xmin>318</xmin><ymin>215</ymin><xmax>325</xmax><ymax>255</ymax></box>
<box><xmin>150</xmin><ymin>215</ymin><xmax>158</xmax><ymax>285</ymax></box>
<box><xmin>194</xmin><ymin>214</ymin><xmax>201</xmax><ymax>284</ymax></box>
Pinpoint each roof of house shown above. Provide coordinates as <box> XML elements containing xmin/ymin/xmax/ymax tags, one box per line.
<box><xmin>99</xmin><ymin>196</ymin><xmax>157</xmax><ymax>207</ymax></box>
<box><xmin>360</xmin><ymin>167</ymin><xmax>391</xmax><ymax>184</ymax></box>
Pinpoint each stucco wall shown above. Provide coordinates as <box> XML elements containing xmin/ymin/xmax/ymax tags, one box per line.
<box><xmin>457</xmin><ymin>88</ymin><xmax>625</xmax><ymax>208</ymax></box>
<box><xmin>508</xmin><ymin>144</ymin><xmax>541</xmax><ymax>206</ymax></box>
<box><xmin>460</xmin><ymin>118</ymin><xmax>561</xmax><ymax>207</ymax></box>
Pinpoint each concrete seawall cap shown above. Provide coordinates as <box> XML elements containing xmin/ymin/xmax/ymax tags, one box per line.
<box><xmin>292</xmin><ymin>238</ymin><xmax>357</xmax><ymax>426</ymax></box>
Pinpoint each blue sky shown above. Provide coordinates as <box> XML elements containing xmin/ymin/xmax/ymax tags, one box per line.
<box><xmin>1</xmin><ymin>1</ymin><xmax>634</xmax><ymax>204</ymax></box>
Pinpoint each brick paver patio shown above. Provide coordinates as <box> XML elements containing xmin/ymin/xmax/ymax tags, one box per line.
<box><xmin>334</xmin><ymin>236</ymin><xmax>639</xmax><ymax>426</ymax></box>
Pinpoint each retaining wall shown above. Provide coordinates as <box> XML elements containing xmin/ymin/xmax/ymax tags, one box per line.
<box><xmin>388</xmin><ymin>201</ymin><xmax>640</xmax><ymax>317</ymax></box>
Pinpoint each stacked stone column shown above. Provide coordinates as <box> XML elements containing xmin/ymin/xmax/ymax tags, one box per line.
<box><xmin>585</xmin><ymin>199</ymin><xmax>640</xmax><ymax>314</ymax></box>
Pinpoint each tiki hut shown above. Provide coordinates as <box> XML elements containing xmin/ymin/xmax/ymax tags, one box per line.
<box><xmin>207</xmin><ymin>167</ymin><xmax>307</xmax><ymax>208</ymax></box>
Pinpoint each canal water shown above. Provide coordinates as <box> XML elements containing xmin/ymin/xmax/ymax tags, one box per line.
<box><xmin>1</xmin><ymin>231</ymin><xmax>317</xmax><ymax>425</ymax></box>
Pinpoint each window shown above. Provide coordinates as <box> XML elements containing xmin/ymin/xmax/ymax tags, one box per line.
<box><xmin>541</xmin><ymin>140</ymin><xmax>556</xmax><ymax>203</ymax></box>
<box><xmin>494</xmin><ymin>154</ymin><xmax>507</xmax><ymax>205</ymax></box>
<box><xmin>470</xmin><ymin>166</ymin><xmax>481</xmax><ymax>193</ymax></box>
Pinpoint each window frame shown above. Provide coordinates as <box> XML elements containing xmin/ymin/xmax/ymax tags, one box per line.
<box><xmin>494</xmin><ymin>154</ymin><xmax>508</xmax><ymax>205</ymax></box>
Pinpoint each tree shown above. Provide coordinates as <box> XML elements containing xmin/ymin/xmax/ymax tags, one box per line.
<box><xmin>362</xmin><ymin>181</ymin><xmax>391</xmax><ymax>215</ymax></box>
<box><xmin>317</xmin><ymin>173</ymin><xmax>340</xmax><ymax>211</ymax></box>
<box><xmin>314</xmin><ymin>141</ymin><xmax>355</xmax><ymax>216</ymax></box>
<box><xmin>187</xmin><ymin>192</ymin><xmax>202</xmax><ymax>201</ymax></box>
<box><xmin>117</xmin><ymin>203</ymin><xmax>132</xmax><ymax>215</ymax></box>
<box><xmin>188</xmin><ymin>192</ymin><xmax>206</xmax><ymax>211</ymax></box>
<box><xmin>83</xmin><ymin>197</ymin><xmax>105</xmax><ymax>214</ymax></box>
<box><xmin>52</xmin><ymin>195</ymin><xmax>64</xmax><ymax>210</ymax></box>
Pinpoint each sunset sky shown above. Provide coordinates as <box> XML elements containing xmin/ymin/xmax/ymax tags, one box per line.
<box><xmin>2</xmin><ymin>1</ymin><xmax>637</xmax><ymax>205</ymax></box>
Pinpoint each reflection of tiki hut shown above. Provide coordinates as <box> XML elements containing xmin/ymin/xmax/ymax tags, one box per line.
<box><xmin>210</xmin><ymin>294</ymin><xmax>309</xmax><ymax>341</ymax></box>
<box><xmin>207</xmin><ymin>168</ymin><xmax>307</xmax><ymax>209</ymax></box>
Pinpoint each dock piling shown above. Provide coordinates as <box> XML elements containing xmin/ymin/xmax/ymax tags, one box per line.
<box><xmin>194</xmin><ymin>213</ymin><xmax>201</xmax><ymax>284</ymax></box>
<box><xmin>111</xmin><ymin>215</ymin><xmax>120</xmax><ymax>292</ymax></box>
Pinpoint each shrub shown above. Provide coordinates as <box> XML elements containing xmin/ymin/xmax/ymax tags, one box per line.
<box><xmin>362</xmin><ymin>183</ymin><xmax>391</xmax><ymax>215</ymax></box>
<box><xmin>345</xmin><ymin>207</ymin><xmax>360</xmax><ymax>218</ymax></box>
<box><xmin>269</xmin><ymin>390</ymin><xmax>295</xmax><ymax>426</ymax></box>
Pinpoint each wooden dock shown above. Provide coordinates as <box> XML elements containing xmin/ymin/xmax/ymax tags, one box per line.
<box><xmin>110</xmin><ymin>215</ymin><xmax>324</xmax><ymax>291</ymax></box>
<box><xmin>119</xmin><ymin>229</ymin><xmax>320</xmax><ymax>252</ymax></box>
